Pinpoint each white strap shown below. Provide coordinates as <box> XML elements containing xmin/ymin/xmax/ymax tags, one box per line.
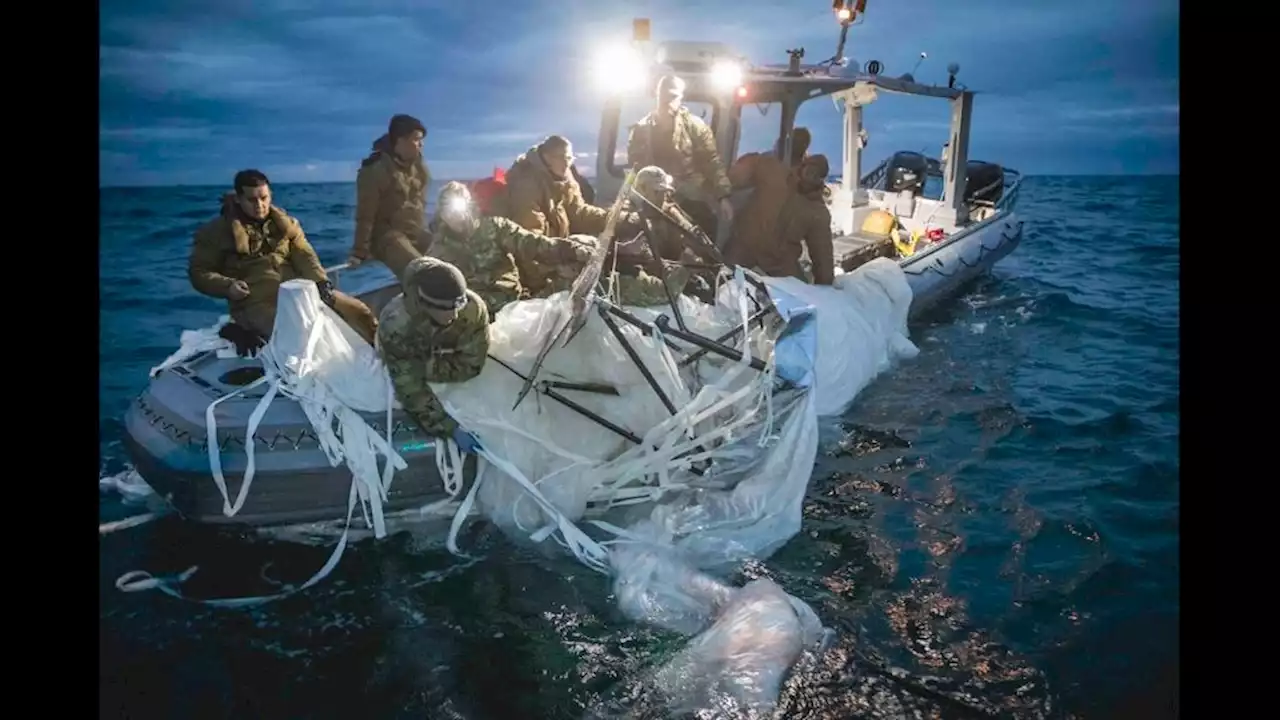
<box><xmin>115</xmin><ymin>481</ymin><xmax>360</xmax><ymax>608</ymax></box>
<box><xmin>204</xmin><ymin>375</ymin><xmax>269</xmax><ymax>517</ymax></box>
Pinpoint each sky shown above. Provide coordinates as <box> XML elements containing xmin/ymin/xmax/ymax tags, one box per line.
<box><xmin>99</xmin><ymin>0</ymin><xmax>1179</xmax><ymax>187</ymax></box>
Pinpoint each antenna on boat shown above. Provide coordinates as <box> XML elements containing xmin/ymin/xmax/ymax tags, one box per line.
<box><xmin>786</xmin><ymin>47</ymin><xmax>805</xmax><ymax>76</ymax></box>
<box><xmin>910</xmin><ymin>51</ymin><xmax>927</xmax><ymax>76</ymax></box>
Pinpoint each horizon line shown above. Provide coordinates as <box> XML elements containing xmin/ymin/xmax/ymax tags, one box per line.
<box><xmin>100</xmin><ymin>171</ymin><xmax>1180</xmax><ymax>191</ymax></box>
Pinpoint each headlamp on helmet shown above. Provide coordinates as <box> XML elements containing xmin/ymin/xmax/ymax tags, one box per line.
<box><xmin>438</xmin><ymin>181</ymin><xmax>476</xmax><ymax>233</ymax></box>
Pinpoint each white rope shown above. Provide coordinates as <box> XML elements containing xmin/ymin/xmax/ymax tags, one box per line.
<box><xmin>431</xmin><ymin>270</ymin><xmax>782</xmax><ymax>575</ymax></box>
<box><xmin>149</xmin><ymin>315</ymin><xmax>235</xmax><ymax>378</ymax></box>
<box><xmin>99</xmin><ymin>511</ymin><xmax>166</xmax><ymax>535</ymax></box>
<box><xmin>116</xmin><ymin>481</ymin><xmax>360</xmax><ymax>608</ymax></box>
<box><xmin>118</xmin><ymin>281</ymin><xmax>412</xmax><ymax>607</ymax></box>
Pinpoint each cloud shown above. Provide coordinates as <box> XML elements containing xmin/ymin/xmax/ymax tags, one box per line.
<box><xmin>100</xmin><ymin>0</ymin><xmax>1179</xmax><ymax>186</ymax></box>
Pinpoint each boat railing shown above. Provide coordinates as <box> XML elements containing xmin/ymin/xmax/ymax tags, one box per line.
<box><xmin>995</xmin><ymin>168</ymin><xmax>1022</xmax><ymax>212</ymax></box>
<box><xmin>850</xmin><ymin>159</ymin><xmax>1022</xmax><ymax>212</ymax></box>
<box><xmin>858</xmin><ymin>158</ymin><xmax>890</xmax><ymax>190</ymax></box>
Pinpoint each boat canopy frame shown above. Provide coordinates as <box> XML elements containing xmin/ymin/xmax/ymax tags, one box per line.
<box><xmin>594</xmin><ymin>39</ymin><xmax>981</xmax><ymax>232</ymax></box>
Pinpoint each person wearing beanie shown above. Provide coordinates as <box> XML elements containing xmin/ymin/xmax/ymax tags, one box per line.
<box><xmin>376</xmin><ymin>256</ymin><xmax>490</xmax><ymax>453</ymax></box>
<box><xmin>725</xmin><ymin>128</ymin><xmax>835</xmax><ymax>285</ymax></box>
<box><xmin>347</xmin><ymin>113</ymin><xmax>432</xmax><ymax>280</ymax></box>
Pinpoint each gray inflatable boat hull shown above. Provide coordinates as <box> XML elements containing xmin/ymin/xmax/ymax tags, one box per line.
<box><xmin>123</xmin><ymin>267</ymin><xmax>475</xmax><ymax>529</ymax></box>
<box><xmin>834</xmin><ymin>210</ymin><xmax>1024</xmax><ymax>320</ymax></box>
<box><xmin>124</xmin><ymin>214</ymin><xmax>1022</xmax><ymax>531</ymax></box>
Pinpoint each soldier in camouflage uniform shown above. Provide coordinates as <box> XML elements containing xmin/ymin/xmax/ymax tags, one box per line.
<box><xmin>189</xmin><ymin>169</ymin><xmax>379</xmax><ymax>354</ymax></box>
<box><xmin>433</xmin><ymin>182</ymin><xmax>688</xmax><ymax>314</ymax></box>
<box><xmin>627</xmin><ymin>165</ymin><xmax>714</xmax><ymax>263</ymax></box>
<box><xmin>346</xmin><ymin>114</ymin><xmax>432</xmax><ymax>280</ymax></box>
<box><xmin>428</xmin><ymin>182</ymin><xmax>593</xmax><ymax>317</ymax></box>
<box><xmin>626</xmin><ymin>75</ymin><xmax>735</xmax><ymax>239</ymax></box>
<box><xmin>377</xmin><ymin>256</ymin><xmax>489</xmax><ymax>451</ymax></box>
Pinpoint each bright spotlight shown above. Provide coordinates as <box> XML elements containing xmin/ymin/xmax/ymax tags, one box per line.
<box><xmin>446</xmin><ymin>196</ymin><xmax>468</xmax><ymax>214</ymax></box>
<box><xmin>592</xmin><ymin>44</ymin><xmax>648</xmax><ymax>95</ymax></box>
<box><xmin>709</xmin><ymin>60</ymin><xmax>743</xmax><ymax>93</ymax></box>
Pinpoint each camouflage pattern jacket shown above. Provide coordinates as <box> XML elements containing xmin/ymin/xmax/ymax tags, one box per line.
<box><xmin>626</xmin><ymin>107</ymin><xmax>733</xmax><ymax>204</ymax></box>
<box><xmin>428</xmin><ymin>216</ymin><xmax>583</xmax><ymax>318</ymax></box>
<box><xmin>376</xmin><ymin>259</ymin><xmax>491</xmax><ymax>438</ymax></box>
<box><xmin>188</xmin><ymin>195</ymin><xmax>329</xmax><ymax>336</ymax></box>
<box><xmin>351</xmin><ymin>135</ymin><xmax>432</xmax><ymax>261</ymax></box>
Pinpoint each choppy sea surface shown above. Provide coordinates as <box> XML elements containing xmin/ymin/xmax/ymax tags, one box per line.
<box><xmin>99</xmin><ymin>176</ymin><xmax>1178</xmax><ymax>719</ymax></box>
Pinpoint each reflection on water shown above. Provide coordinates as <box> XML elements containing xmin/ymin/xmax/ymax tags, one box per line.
<box><xmin>100</xmin><ymin>177</ymin><xmax>1179</xmax><ymax>719</ymax></box>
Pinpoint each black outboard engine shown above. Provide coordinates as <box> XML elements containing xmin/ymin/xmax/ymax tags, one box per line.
<box><xmin>885</xmin><ymin>151</ymin><xmax>929</xmax><ymax>195</ymax></box>
<box><xmin>964</xmin><ymin>161</ymin><xmax>1004</xmax><ymax>205</ymax></box>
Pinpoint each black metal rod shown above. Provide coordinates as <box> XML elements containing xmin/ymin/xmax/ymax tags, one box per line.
<box><xmin>593</xmin><ymin>301</ymin><xmax>715</xmax><ymax>476</ymax></box>
<box><xmin>632</xmin><ymin>191</ymin><xmax>724</xmax><ymax>265</ymax></box>
<box><xmin>600</xmin><ymin>301</ymin><xmax>654</xmax><ymax>335</ymax></box>
<box><xmin>598</xmin><ymin>301</ymin><xmax>687</xmax><ymax>355</ymax></box>
<box><xmin>489</xmin><ymin>353</ymin><xmax>708</xmax><ymax>477</ymax></box>
<box><xmin>654</xmin><ymin>314</ymin><xmax>770</xmax><ymax>373</ymax></box>
<box><xmin>487</xmin><ymin>355</ymin><xmax>642</xmax><ymax>444</ymax></box>
<box><xmin>678</xmin><ymin>306</ymin><xmax>776</xmax><ymax>368</ymax></box>
<box><xmin>597</xmin><ymin>305</ymin><xmax>679</xmax><ymax>416</ymax></box>
<box><xmin>638</xmin><ymin>218</ymin><xmax>690</xmax><ymax>333</ymax></box>
<box><xmin>543</xmin><ymin>379</ymin><xmax>619</xmax><ymax>396</ymax></box>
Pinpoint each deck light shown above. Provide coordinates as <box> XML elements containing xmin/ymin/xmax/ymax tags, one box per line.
<box><xmin>593</xmin><ymin>44</ymin><xmax>648</xmax><ymax>94</ymax></box>
<box><xmin>710</xmin><ymin>60</ymin><xmax>743</xmax><ymax>92</ymax></box>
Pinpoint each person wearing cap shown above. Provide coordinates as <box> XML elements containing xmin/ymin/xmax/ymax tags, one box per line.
<box><xmin>346</xmin><ymin>114</ymin><xmax>432</xmax><ymax>280</ymax></box>
<box><xmin>427</xmin><ymin>181</ymin><xmax>599</xmax><ymax>318</ymax></box>
<box><xmin>630</xmin><ymin>165</ymin><xmax>708</xmax><ymax>262</ymax></box>
<box><xmin>188</xmin><ymin>169</ymin><xmax>379</xmax><ymax>356</ymax></box>
<box><xmin>626</xmin><ymin>75</ymin><xmax>735</xmax><ymax>241</ymax></box>
<box><xmin>376</xmin><ymin>256</ymin><xmax>490</xmax><ymax>453</ymax></box>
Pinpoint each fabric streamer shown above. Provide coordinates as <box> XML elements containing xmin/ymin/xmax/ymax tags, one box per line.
<box><xmin>119</xmin><ymin>260</ymin><xmax>919</xmax><ymax>712</ymax></box>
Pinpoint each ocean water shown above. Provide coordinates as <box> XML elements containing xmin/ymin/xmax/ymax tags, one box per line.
<box><xmin>98</xmin><ymin>176</ymin><xmax>1179</xmax><ymax>719</ymax></box>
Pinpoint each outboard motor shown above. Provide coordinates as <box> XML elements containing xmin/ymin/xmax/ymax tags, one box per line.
<box><xmin>885</xmin><ymin>151</ymin><xmax>929</xmax><ymax>195</ymax></box>
<box><xmin>964</xmin><ymin>160</ymin><xmax>1004</xmax><ymax>206</ymax></box>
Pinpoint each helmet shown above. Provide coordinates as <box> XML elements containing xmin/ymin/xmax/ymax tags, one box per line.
<box><xmin>438</xmin><ymin>181</ymin><xmax>477</xmax><ymax>234</ymax></box>
<box><xmin>632</xmin><ymin>166</ymin><xmax>674</xmax><ymax>206</ymax></box>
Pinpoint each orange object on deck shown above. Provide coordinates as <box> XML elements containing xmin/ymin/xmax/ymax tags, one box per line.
<box><xmin>468</xmin><ymin>168</ymin><xmax>507</xmax><ymax>216</ymax></box>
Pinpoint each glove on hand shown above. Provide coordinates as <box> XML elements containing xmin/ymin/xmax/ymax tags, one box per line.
<box><xmin>218</xmin><ymin>323</ymin><xmax>266</xmax><ymax>357</ymax></box>
<box><xmin>316</xmin><ymin>279</ymin><xmax>337</xmax><ymax>308</ymax></box>
<box><xmin>451</xmin><ymin>428</ymin><xmax>482</xmax><ymax>455</ymax></box>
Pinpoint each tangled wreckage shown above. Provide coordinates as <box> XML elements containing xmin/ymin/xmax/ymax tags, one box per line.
<box><xmin>113</xmin><ymin>4</ymin><xmax>1027</xmax><ymax>712</ymax></box>
<box><xmin>121</xmin><ymin>14</ymin><xmax>1022</xmax><ymax>539</ymax></box>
